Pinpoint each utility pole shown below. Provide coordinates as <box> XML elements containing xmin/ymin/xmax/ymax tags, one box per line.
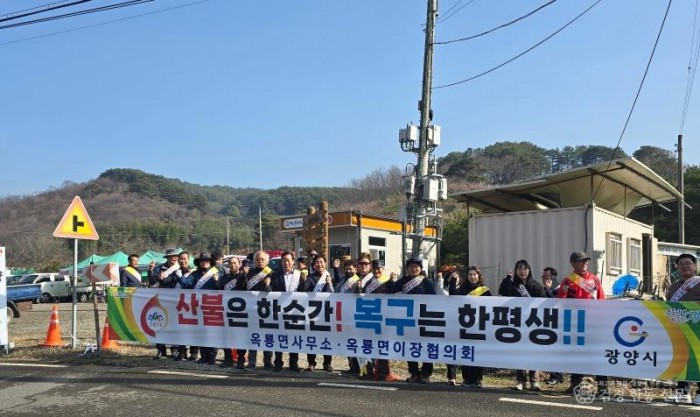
<box><xmin>399</xmin><ymin>0</ymin><xmax>445</xmax><ymax>267</ymax></box>
<box><xmin>414</xmin><ymin>0</ymin><xmax>437</xmax><ymax>256</ymax></box>
<box><xmin>678</xmin><ymin>134</ymin><xmax>685</xmax><ymax>244</ymax></box>
<box><xmin>226</xmin><ymin>216</ymin><xmax>230</xmax><ymax>255</ymax></box>
<box><xmin>258</xmin><ymin>205</ymin><xmax>263</xmax><ymax>251</ymax></box>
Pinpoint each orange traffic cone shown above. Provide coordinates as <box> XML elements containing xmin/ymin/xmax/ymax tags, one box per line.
<box><xmin>101</xmin><ymin>316</ymin><xmax>118</xmax><ymax>349</ymax></box>
<box><xmin>40</xmin><ymin>305</ymin><xmax>63</xmax><ymax>347</ymax></box>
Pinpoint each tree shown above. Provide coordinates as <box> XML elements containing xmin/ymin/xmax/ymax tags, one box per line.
<box><xmin>440</xmin><ymin>212</ymin><xmax>469</xmax><ymax>266</ymax></box>
<box><xmin>633</xmin><ymin>146</ymin><xmax>677</xmax><ymax>185</ymax></box>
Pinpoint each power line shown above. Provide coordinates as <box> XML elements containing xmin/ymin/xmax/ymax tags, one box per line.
<box><xmin>680</xmin><ymin>0</ymin><xmax>700</xmax><ymax>134</ymax></box>
<box><xmin>0</xmin><ymin>0</ymin><xmax>153</xmax><ymax>30</ymax></box>
<box><xmin>433</xmin><ymin>0</ymin><xmax>602</xmax><ymax>89</ymax></box>
<box><xmin>592</xmin><ymin>0</ymin><xmax>673</xmax><ymax>202</ymax></box>
<box><xmin>0</xmin><ymin>0</ymin><xmax>91</xmax><ymax>23</ymax></box>
<box><xmin>439</xmin><ymin>0</ymin><xmax>464</xmax><ymax>18</ymax></box>
<box><xmin>435</xmin><ymin>0</ymin><xmax>557</xmax><ymax>45</ymax></box>
<box><xmin>0</xmin><ymin>0</ymin><xmax>209</xmax><ymax>47</ymax></box>
<box><xmin>436</xmin><ymin>0</ymin><xmax>476</xmax><ymax>25</ymax></box>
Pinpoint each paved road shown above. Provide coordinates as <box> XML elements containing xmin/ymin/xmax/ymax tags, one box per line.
<box><xmin>1</xmin><ymin>362</ymin><xmax>699</xmax><ymax>416</ymax></box>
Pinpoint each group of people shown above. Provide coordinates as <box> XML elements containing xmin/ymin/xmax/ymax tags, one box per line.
<box><xmin>117</xmin><ymin>247</ymin><xmax>700</xmax><ymax>404</ymax></box>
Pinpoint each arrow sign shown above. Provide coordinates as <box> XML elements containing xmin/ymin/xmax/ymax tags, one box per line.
<box><xmin>53</xmin><ymin>196</ymin><xmax>99</xmax><ymax>240</ymax></box>
<box><xmin>84</xmin><ymin>263</ymin><xmax>118</xmax><ymax>284</ymax></box>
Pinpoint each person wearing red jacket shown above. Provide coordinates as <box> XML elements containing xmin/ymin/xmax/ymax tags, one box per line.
<box><xmin>558</xmin><ymin>251</ymin><xmax>607</xmax><ymax>394</ymax></box>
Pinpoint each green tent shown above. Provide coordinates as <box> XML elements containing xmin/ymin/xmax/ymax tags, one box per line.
<box><xmin>138</xmin><ymin>248</ymin><xmax>194</xmax><ymax>267</ymax></box>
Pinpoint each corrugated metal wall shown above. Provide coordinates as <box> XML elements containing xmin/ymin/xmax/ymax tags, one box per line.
<box><xmin>469</xmin><ymin>206</ymin><xmax>590</xmax><ymax>293</ymax></box>
<box><xmin>468</xmin><ymin>204</ymin><xmax>654</xmax><ymax>297</ymax></box>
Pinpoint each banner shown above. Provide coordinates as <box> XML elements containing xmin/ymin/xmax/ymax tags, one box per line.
<box><xmin>0</xmin><ymin>247</ymin><xmax>7</xmax><ymax>351</ymax></box>
<box><xmin>107</xmin><ymin>287</ymin><xmax>700</xmax><ymax>381</ymax></box>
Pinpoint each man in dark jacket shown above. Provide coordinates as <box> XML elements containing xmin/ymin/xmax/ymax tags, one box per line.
<box><xmin>298</xmin><ymin>254</ymin><xmax>334</xmax><ymax>372</ymax></box>
<box><xmin>269</xmin><ymin>251</ymin><xmax>302</xmax><ymax>372</ymax></box>
<box><xmin>218</xmin><ymin>256</ymin><xmax>245</xmax><ymax>368</ymax></box>
<box><xmin>147</xmin><ymin>248</ymin><xmax>181</xmax><ymax>359</ymax></box>
<box><xmin>235</xmin><ymin>250</ymin><xmax>273</xmax><ymax>369</ymax></box>
<box><xmin>391</xmin><ymin>257</ymin><xmax>436</xmax><ymax>383</ymax></box>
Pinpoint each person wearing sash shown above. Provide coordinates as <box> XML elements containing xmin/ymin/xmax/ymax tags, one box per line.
<box><xmin>664</xmin><ymin>253</ymin><xmax>700</xmax><ymax>405</ymax></box>
<box><xmin>392</xmin><ymin>257</ymin><xmax>436</xmax><ymax>383</ymax></box>
<box><xmin>268</xmin><ymin>251</ymin><xmax>303</xmax><ymax>372</ymax></box>
<box><xmin>179</xmin><ymin>252</ymin><xmax>223</xmax><ymax>365</ymax></box>
<box><xmin>356</xmin><ymin>252</ymin><xmax>374</xmax><ymax>289</ymax></box>
<box><xmin>148</xmin><ymin>248</ymin><xmax>181</xmax><ymax>359</ymax></box>
<box><xmin>172</xmin><ymin>251</ymin><xmax>195</xmax><ymax>361</ymax></box>
<box><xmin>296</xmin><ymin>256</ymin><xmax>308</xmax><ymax>274</ymax></box>
<box><xmin>502</xmin><ymin>259</ymin><xmax>546</xmax><ymax>391</ymax></box>
<box><xmin>335</xmin><ymin>259</ymin><xmax>362</xmax><ymax>376</ymax></box>
<box><xmin>447</xmin><ymin>266</ymin><xmax>491</xmax><ymax>387</ymax></box>
<box><xmin>299</xmin><ymin>253</ymin><xmax>334</xmax><ymax>372</ymax></box>
<box><xmin>541</xmin><ymin>267</ymin><xmax>564</xmax><ymax>386</ymax></box>
<box><xmin>558</xmin><ymin>251</ymin><xmax>607</xmax><ymax>394</ymax></box>
<box><xmin>235</xmin><ymin>250</ymin><xmax>274</xmax><ymax>369</ymax></box>
<box><xmin>361</xmin><ymin>259</ymin><xmax>401</xmax><ymax>382</ymax></box>
<box><xmin>219</xmin><ymin>256</ymin><xmax>244</xmax><ymax>368</ymax></box>
<box><xmin>120</xmin><ymin>254</ymin><xmax>142</xmax><ymax>287</ymax></box>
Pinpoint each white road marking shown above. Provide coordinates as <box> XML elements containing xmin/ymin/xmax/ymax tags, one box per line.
<box><xmin>0</xmin><ymin>363</ymin><xmax>67</xmax><ymax>368</ymax></box>
<box><xmin>318</xmin><ymin>382</ymin><xmax>398</xmax><ymax>391</ymax></box>
<box><xmin>499</xmin><ymin>397</ymin><xmax>603</xmax><ymax>411</ymax></box>
<box><xmin>147</xmin><ymin>370</ymin><xmax>228</xmax><ymax>379</ymax></box>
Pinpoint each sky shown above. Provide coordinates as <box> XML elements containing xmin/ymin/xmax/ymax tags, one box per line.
<box><xmin>1</xmin><ymin>0</ymin><xmax>699</xmax><ymax>197</ymax></box>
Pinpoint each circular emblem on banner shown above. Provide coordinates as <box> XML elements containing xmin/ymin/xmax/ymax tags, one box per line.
<box><xmin>140</xmin><ymin>295</ymin><xmax>168</xmax><ymax>337</ymax></box>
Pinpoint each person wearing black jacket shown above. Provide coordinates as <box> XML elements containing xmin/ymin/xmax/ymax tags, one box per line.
<box><xmin>218</xmin><ymin>256</ymin><xmax>245</xmax><ymax>368</ymax></box>
<box><xmin>269</xmin><ymin>251</ymin><xmax>302</xmax><ymax>372</ymax></box>
<box><xmin>391</xmin><ymin>257</ymin><xmax>436</xmax><ymax>384</ymax></box>
<box><xmin>234</xmin><ymin>251</ymin><xmax>273</xmax><ymax>370</ymax></box>
<box><xmin>447</xmin><ymin>266</ymin><xmax>492</xmax><ymax>387</ymax></box>
<box><xmin>147</xmin><ymin>248</ymin><xmax>180</xmax><ymax>359</ymax></box>
<box><xmin>541</xmin><ymin>266</ymin><xmax>564</xmax><ymax>385</ymax></box>
<box><xmin>504</xmin><ymin>259</ymin><xmax>546</xmax><ymax>391</ymax></box>
<box><xmin>299</xmin><ymin>254</ymin><xmax>334</xmax><ymax>372</ymax></box>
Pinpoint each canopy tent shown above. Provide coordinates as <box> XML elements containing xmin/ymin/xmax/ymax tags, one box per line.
<box><xmin>62</xmin><ymin>248</ymin><xmax>194</xmax><ymax>275</ymax></box>
<box><xmin>450</xmin><ymin>157</ymin><xmax>683</xmax><ymax>216</ymax></box>
<box><xmin>138</xmin><ymin>248</ymin><xmax>193</xmax><ymax>267</ymax></box>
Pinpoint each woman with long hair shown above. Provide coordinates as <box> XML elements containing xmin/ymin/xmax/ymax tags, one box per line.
<box><xmin>503</xmin><ymin>259</ymin><xmax>547</xmax><ymax>391</ymax></box>
<box><xmin>446</xmin><ymin>266</ymin><xmax>492</xmax><ymax>387</ymax></box>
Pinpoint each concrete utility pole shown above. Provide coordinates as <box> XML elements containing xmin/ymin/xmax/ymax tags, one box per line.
<box><xmin>258</xmin><ymin>205</ymin><xmax>263</xmax><ymax>251</ymax></box>
<box><xmin>399</xmin><ymin>0</ymin><xmax>446</xmax><ymax>266</ymax></box>
<box><xmin>414</xmin><ymin>0</ymin><xmax>438</xmax><ymax>256</ymax></box>
<box><xmin>678</xmin><ymin>134</ymin><xmax>685</xmax><ymax>244</ymax></box>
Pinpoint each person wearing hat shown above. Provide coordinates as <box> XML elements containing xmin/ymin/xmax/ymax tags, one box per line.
<box><xmin>358</xmin><ymin>259</ymin><xmax>401</xmax><ymax>382</ymax></box>
<box><xmin>391</xmin><ymin>256</ymin><xmax>436</xmax><ymax>383</ymax></box>
<box><xmin>235</xmin><ymin>250</ymin><xmax>274</xmax><ymax>370</ymax></box>
<box><xmin>179</xmin><ymin>252</ymin><xmax>224</xmax><ymax>365</ymax></box>
<box><xmin>148</xmin><ymin>248</ymin><xmax>182</xmax><ymax>359</ymax></box>
<box><xmin>665</xmin><ymin>253</ymin><xmax>700</xmax><ymax>405</ymax></box>
<box><xmin>298</xmin><ymin>253</ymin><xmax>335</xmax><ymax>372</ymax></box>
<box><xmin>558</xmin><ymin>251</ymin><xmax>607</xmax><ymax>394</ymax></box>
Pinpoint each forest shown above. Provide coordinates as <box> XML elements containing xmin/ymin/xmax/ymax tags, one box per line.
<box><xmin>0</xmin><ymin>142</ymin><xmax>696</xmax><ymax>271</ymax></box>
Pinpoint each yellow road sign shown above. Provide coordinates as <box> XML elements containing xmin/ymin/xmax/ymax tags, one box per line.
<box><xmin>53</xmin><ymin>196</ymin><xmax>99</xmax><ymax>240</ymax></box>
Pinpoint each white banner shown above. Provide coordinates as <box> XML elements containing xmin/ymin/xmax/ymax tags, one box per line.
<box><xmin>107</xmin><ymin>288</ymin><xmax>700</xmax><ymax>381</ymax></box>
<box><xmin>0</xmin><ymin>247</ymin><xmax>8</xmax><ymax>351</ymax></box>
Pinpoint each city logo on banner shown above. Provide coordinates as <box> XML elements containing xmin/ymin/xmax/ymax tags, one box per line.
<box><xmin>140</xmin><ymin>295</ymin><xmax>168</xmax><ymax>337</ymax></box>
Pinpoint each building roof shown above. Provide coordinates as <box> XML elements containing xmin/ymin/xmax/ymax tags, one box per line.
<box><xmin>450</xmin><ymin>157</ymin><xmax>682</xmax><ymax>216</ymax></box>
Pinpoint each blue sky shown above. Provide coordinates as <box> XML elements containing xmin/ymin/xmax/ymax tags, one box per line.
<box><xmin>1</xmin><ymin>0</ymin><xmax>699</xmax><ymax>197</ymax></box>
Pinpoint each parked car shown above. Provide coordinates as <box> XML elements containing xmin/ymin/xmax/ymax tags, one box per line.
<box><xmin>5</xmin><ymin>275</ymin><xmax>23</xmax><ymax>285</ymax></box>
<box><xmin>6</xmin><ymin>283</ymin><xmax>41</xmax><ymax>323</ymax></box>
<box><xmin>13</xmin><ymin>273</ymin><xmax>96</xmax><ymax>303</ymax></box>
